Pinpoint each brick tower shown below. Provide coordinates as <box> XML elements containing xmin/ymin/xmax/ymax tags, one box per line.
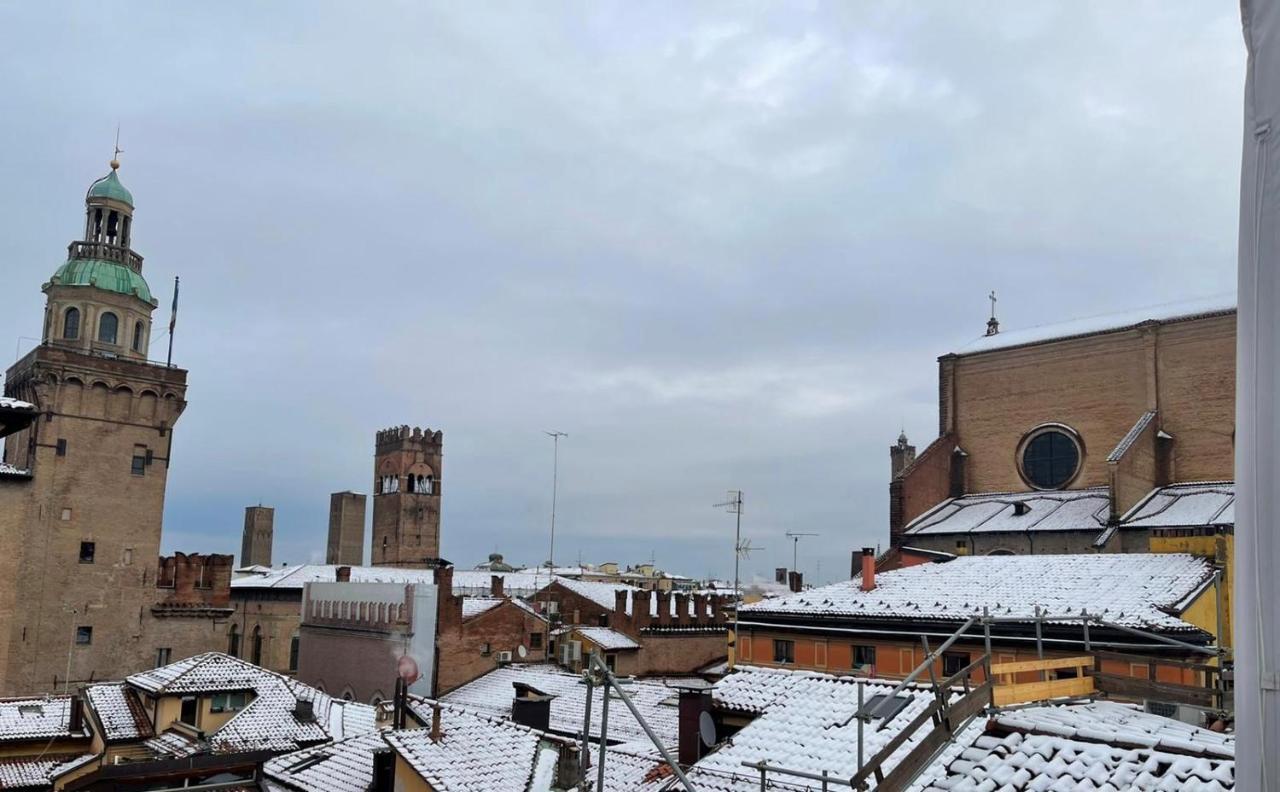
<box><xmin>327</xmin><ymin>491</ymin><xmax>366</xmax><ymax>565</ymax></box>
<box><xmin>0</xmin><ymin>158</ymin><xmax>188</xmax><ymax>693</ymax></box>
<box><xmin>240</xmin><ymin>506</ymin><xmax>274</xmax><ymax>567</ymax></box>
<box><xmin>371</xmin><ymin>426</ymin><xmax>442</xmax><ymax>567</ymax></box>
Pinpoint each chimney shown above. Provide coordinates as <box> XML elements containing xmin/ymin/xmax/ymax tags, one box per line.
<box><xmin>511</xmin><ymin>683</ymin><xmax>554</xmax><ymax>732</ymax></box>
<box><xmin>614</xmin><ymin>589</ymin><xmax>629</xmax><ymax>619</ymax></box>
<box><xmin>371</xmin><ymin>749</ymin><xmax>395</xmax><ymax>792</ymax></box>
<box><xmin>430</xmin><ymin>703</ymin><xmax>442</xmax><ymax>743</ymax></box>
<box><xmin>787</xmin><ymin>571</ymin><xmax>803</xmax><ymax>593</ymax></box>
<box><xmin>774</xmin><ymin>567</ymin><xmax>787</xmax><ymax>584</ymax></box>
<box><xmin>1012</xmin><ymin>501</ymin><xmax>1030</xmax><ymax>516</ymax></box>
<box><xmin>677</xmin><ymin>688</ymin><xmax>713</xmax><ymax>766</ymax></box>
<box><xmin>490</xmin><ymin>574</ymin><xmax>503</xmax><ymax>598</ymax></box>
<box><xmin>860</xmin><ymin>547</ymin><xmax>876</xmax><ymax>592</ymax></box>
<box><xmin>292</xmin><ymin>699</ymin><xmax>316</xmax><ymax>723</ymax></box>
<box><xmin>336</xmin><ymin>565</ymin><xmax>352</xmax><ymax>582</ymax></box>
<box><xmin>68</xmin><ymin>696</ymin><xmax>84</xmax><ymax>733</ymax></box>
<box><xmin>433</xmin><ymin>564</ymin><xmax>454</xmax><ymax>596</ymax></box>
<box><xmin>555</xmin><ymin>743</ymin><xmax>582</xmax><ymax>788</ymax></box>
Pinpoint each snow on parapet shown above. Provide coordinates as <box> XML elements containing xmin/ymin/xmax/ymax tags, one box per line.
<box><xmin>953</xmin><ymin>294</ymin><xmax>1236</xmax><ymax>356</ymax></box>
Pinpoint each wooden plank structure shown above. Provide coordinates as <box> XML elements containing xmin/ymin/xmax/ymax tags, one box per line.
<box><xmin>990</xmin><ymin>656</ymin><xmax>1094</xmax><ymax>706</ymax></box>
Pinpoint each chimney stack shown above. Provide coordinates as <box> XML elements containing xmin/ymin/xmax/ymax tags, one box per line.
<box><xmin>372</xmin><ymin>749</ymin><xmax>395</xmax><ymax>792</ymax></box>
<box><xmin>774</xmin><ymin>567</ymin><xmax>787</xmax><ymax>584</ymax></box>
<box><xmin>336</xmin><ymin>565</ymin><xmax>352</xmax><ymax>582</ymax></box>
<box><xmin>490</xmin><ymin>574</ymin><xmax>504</xmax><ymax>598</ymax></box>
<box><xmin>787</xmin><ymin>571</ymin><xmax>803</xmax><ymax>593</ymax></box>
<box><xmin>677</xmin><ymin>688</ymin><xmax>713</xmax><ymax>766</ymax></box>
<box><xmin>860</xmin><ymin>547</ymin><xmax>876</xmax><ymax>592</ymax></box>
<box><xmin>430</xmin><ymin>703</ymin><xmax>442</xmax><ymax>743</ymax></box>
<box><xmin>511</xmin><ymin>683</ymin><xmax>554</xmax><ymax>732</ymax></box>
<box><xmin>69</xmin><ymin>696</ymin><xmax>84</xmax><ymax>733</ymax></box>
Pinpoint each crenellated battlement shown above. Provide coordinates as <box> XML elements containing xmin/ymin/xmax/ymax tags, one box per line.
<box><xmin>375</xmin><ymin>425</ymin><xmax>444</xmax><ymax>449</ymax></box>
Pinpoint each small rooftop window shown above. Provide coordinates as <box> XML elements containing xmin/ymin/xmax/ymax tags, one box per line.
<box><xmin>861</xmin><ymin>693</ymin><xmax>912</xmax><ymax>721</ymax></box>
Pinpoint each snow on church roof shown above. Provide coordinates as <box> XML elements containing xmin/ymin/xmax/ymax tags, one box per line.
<box><xmin>738</xmin><ymin>554</ymin><xmax>1214</xmax><ymax>631</ymax></box>
<box><xmin>955</xmin><ymin>294</ymin><xmax>1236</xmax><ymax>356</ymax></box>
<box><xmin>1124</xmin><ymin>482</ymin><xmax>1236</xmax><ymax>529</ymax></box>
<box><xmin>904</xmin><ymin>488</ymin><xmax>1110</xmax><ymax>536</ymax></box>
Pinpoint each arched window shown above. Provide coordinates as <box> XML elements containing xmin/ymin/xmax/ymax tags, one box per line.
<box><xmin>228</xmin><ymin>625</ymin><xmax>240</xmax><ymax>657</ymax></box>
<box><xmin>63</xmin><ymin>308</ymin><xmax>80</xmax><ymax>340</ymax></box>
<box><xmin>131</xmin><ymin>321</ymin><xmax>144</xmax><ymax>352</ymax></box>
<box><xmin>98</xmin><ymin>312</ymin><xmax>118</xmax><ymax>345</ymax></box>
<box><xmin>250</xmin><ymin>625</ymin><xmax>263</xmax><ymax>665</ymax></box>
<box><xmin>425</xmin><ymin>474</ymin><xmax>434</xmax><ymax>494</ymax></box>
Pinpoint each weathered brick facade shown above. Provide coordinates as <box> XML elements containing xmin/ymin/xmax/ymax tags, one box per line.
<box><xmin>0</xmin><ymin>165</ymin><xmax>229</xmax><ymax>694</ymax></box>
<box><xmin>890</xmin><ymin>308</ymin><xmax>1236</xmax><ymax>550</ymax></box>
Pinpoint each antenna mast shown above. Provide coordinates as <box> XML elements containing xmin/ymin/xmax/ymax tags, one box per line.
<box><xmin>785</xmin><ymin>531</ymin><xmax>820</xmax><ymax>579</ymax></box>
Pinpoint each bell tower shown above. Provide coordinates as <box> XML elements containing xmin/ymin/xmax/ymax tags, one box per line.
<box><xmin>0</xmin><ymin>158</ymin><xmax>188</xmax><ymax>694</ymax></box>
<box><xmin>371</xmin><ymin>425</ymin><xmax>443</xmax><ymax>567</ymax></box>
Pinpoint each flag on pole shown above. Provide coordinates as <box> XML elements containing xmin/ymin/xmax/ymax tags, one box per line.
<box><xmin>166</xmin><ymin>276</ymin><xmax>179</xmax><ymax>367</ymax></box>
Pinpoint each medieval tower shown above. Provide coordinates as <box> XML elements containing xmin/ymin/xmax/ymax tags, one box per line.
<box><xmin>371</xmin><ymin>426</ymin><xmax>442</xmax><ymax>567</ymax></box>
<box><xmin>0</xmin><ymin>159</ymin><xmax>189</xmax><ymax>693</ymax></box>
<box><xmin>240</xmin><ymin>505</ymin><xmax>274</xmax><ymax>567</ymax></box>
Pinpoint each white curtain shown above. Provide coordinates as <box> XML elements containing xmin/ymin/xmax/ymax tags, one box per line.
<box><xmin>1236</xmin><ymin>1</ymin><xmax>1280</xmax><ymax>786</ymax></box>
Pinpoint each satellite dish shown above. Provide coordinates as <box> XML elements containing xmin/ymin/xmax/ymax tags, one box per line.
<box><xmin>517</xmin><ymin>644</ymin><xmax>528</xmax><ymax>659</ymax></box>
<box><xmin>699</xmin><ymin>711</ymin><xmax>716</xmax><ymax>747</ymax></box>
<box><xmin>397</xmin><ymin>655</ymin><xmax>421</xmax><ymax>685</ymax></box>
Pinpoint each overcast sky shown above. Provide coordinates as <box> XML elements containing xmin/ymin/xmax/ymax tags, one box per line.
<box><xmin>0</xmin><ymin>3</ymin><xmax>1244</xmax><ymax>584</ymax></box>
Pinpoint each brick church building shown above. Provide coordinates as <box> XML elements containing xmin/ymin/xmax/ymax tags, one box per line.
<box><xmin>0</xmin><ymin>160</ymin><xmax>232</xmax><ymax>695</ymax></box>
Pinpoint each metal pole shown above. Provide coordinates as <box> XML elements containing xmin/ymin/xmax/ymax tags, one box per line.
<box><xmin>589</xmin><ymin>654</ymin><xmax>698</xmax><ymax>792</ymax></box>
<box><xmin>1034</xmin><ymin>606</ymin><xmax>1046</xmax><ymax>682</ymax></box>
<box><xmin>596</xmin><ymin>677</ymin><xmax>610</xmax><ymax>791</ymax></box>
<box><xmin>546</xmin><ymin>432</ymin><xmax>567</xmax><ymax>574</ymax></box>
<box><xmin>578</xmin><ymin>676</ymin><xmax>594</xmax><ymax>789</ymax></box>
<box><xmin>856</xmin><ymin>682</ymin><xmax>864</xmax><ymax>773</ymax></box>
<box><xmin>1214</xmin><ymin>570</ymin><xmax>1228</xmax><ymax>714</ymax></box>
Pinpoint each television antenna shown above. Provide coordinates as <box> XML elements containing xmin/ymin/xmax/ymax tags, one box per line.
<box><xmin>713</xmin><ymin>490</ymin><xmax>743</xmax><ymax>608</ymax></box>
<box><xmin>735</xmin><ymin>538</ymin><xmax>763</xmax><ymax>560</ymax></box>
<box><xmin>785</xmin><ymin>531</ymin><xmax>819</xmax><ymax>577</ymax></box>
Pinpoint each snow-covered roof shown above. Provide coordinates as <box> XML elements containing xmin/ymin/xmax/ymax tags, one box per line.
<box><xmin>738</xmin><ymin>554</ymin><xmax>1215</xmax><ymax>631</ymax></box>
<box><xmin>439</xmin><ymin>665</ymin><xmax>679</xmax><ymax>745</ymax></box>
<box><xmin>0</xmin><ymin>697</ymin><xmax>88</xmax><ymax>743</ymax></box>
<box><xmin>954</xmin><ymin>294</ymin><xmax>1236</xmax><ymax>356</ymax></box>
<box><xmin>573</xmin><ymin>627</ymin><xmax>641</xmax><ymax>651</ymax></box>
<box><xmin>583</xmin><ymin>743</ymin><xmax>675</xmax><ymax>792</ymax></box>
<box><xmin>1124</xmin><ymin>482</ymin><xmax>1236</xmax><ymax>529</ymax></box>
<box><xmin>903</xmin><ymin>488</ymin><xmax>1110</xmax><ymax>536</ymax></box>
<box><xmin>0</xmin><ymin>397</ymin><xmax>35</xmax><ymax>411</ymax></box>
<box><xmin>386</xmin><ymin>704</ymin><xmax>549</xmax><ymax>792</ymax></box>
<box><xmin>85</xmin><ymin>683</ymin><xmax>152</xmax><ymax>741</ymax></box>
<box><xmin>0</xmin><ymin>462</ymin><xmax>31</xmax><ymax>478</ymax></box>
<box><xmin>552</xmin><ymin>576</ymin><xmax>641</xmax><ymax>614</ymax></box>
<box><xmin>262</xmin><ymin>730</ymin><xmax>387</xmax><ymax>792</ymax></box>
<box><xmin>461</xmin><ymin>597</ymin><xmax>504</xmax><ymax>619</ymax></box>
<box><xmin>0</xmin><ymin>753</ymin><xmax>96</xmax><ymax>789</ymax></box>
<box><xmin>230</xmin><ymin>565</ymin><xmax>437</xmax><ymax>590</ymax></box>
<box><xmin>126</xmin><ymin>653</ymin><xmax>376</xmax><ymax>754</ymax></box>
<box><xmin>687</xmin><ymin>666</ymin><xmax>959</xmax><ymax>791</ymax></box>
<box><xmin>920</xmin><ymin>702</ymin><xmax>1235</xmax><ymax>790</ymax></box>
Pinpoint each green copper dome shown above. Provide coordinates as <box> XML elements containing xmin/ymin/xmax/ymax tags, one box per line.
<box><xmin>48</xmin><ymin>258</ymin><xmax>155</xmax><ymax>305</ymax></box>
<box><xmin>86</xmin><ymin>170</ymin><xmax>134</xmax><ymax>206</ymax></box>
